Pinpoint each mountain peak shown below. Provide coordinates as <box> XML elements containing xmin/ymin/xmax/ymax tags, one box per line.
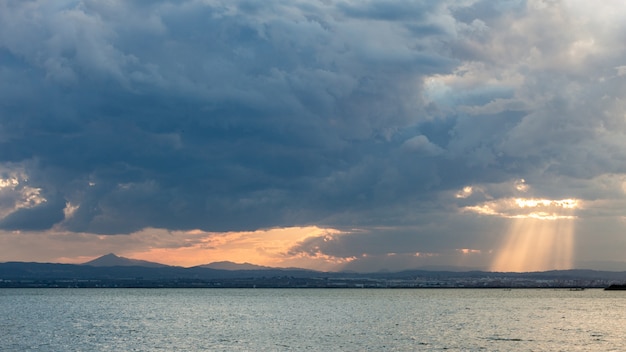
<box><xmin>101</xmin><ymin>253</ymin><xmax>120</xmax><ymax>259</ymax></box>
<box><xmin>83</xmin><ymin>253</ymin><xmax>167</xmax><ymax>268</ymax></box>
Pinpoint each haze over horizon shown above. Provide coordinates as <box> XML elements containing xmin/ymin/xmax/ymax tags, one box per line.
<box><xmin>2</xmin><ymin>1</ymin><xmax>626</xmax><ymax>272</ymax></box>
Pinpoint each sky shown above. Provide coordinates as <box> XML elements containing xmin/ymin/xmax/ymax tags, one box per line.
<box><xmin>2</xmin><ymin>0</ymin><xmax>626</xmax><ymax>272</ymax></box>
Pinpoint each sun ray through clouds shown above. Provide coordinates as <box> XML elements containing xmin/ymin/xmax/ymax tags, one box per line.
<box><xmin>489</xmin><ymin>216</ymin><xmax>575</xmax><ymax>272</ymax></box>
<box><xmin>460</xmin><ymin>180</ymin><xmax>580</xmax><ymax>272</ymax></box>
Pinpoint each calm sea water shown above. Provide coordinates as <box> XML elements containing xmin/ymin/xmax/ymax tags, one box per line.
<box><xmin>1</xmin><ymin>288</ymin><xmax>625</xmax><ymax>351</ymax></box>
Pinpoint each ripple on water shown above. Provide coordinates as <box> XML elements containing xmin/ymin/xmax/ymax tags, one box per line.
<box><xmin>0</xmin><ymin>288</ymin><xmax>625</xmax><ymax>351</ymax></box>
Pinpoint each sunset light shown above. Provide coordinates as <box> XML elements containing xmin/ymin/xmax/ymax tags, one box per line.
<box><xmin>490</xmin><ymin>217</ymin><xmax>575</xmax><ymax>272</ymax></box>
<box><xmin>464</xmin><ymin>197</ymin><xmax>580</xmax><ymax>220</ymax></box>
<box><xmin>98</xmin><ymin>226</ymin><xmax>347</xmax><ymax>270</ymax></box>
<box><xmin>457</xmin><ymin>176</ymin><xmax>582</xmax><ymax>272</ymax></box>
<box><xmin>463</xmin><ymin>192</ymin><xmax>580</xmax><ymax>272</ymax></box>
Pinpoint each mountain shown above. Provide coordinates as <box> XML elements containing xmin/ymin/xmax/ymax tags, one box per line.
<box><xmin>197</xmin><ymin>261</ymin><xmax>272</xmax><ymax>270</ymax></box>
<box><xmin>83</xmin><ymin>253</ymin><xmax>168</xmax><ymax>268</ymax></box>
<box><xmin>0</xmin><ymin>260</ymin><xmax>624</xmax><ymax>288</ymax></box>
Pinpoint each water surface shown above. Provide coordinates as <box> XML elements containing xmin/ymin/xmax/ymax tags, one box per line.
<box><xmin>1</xmin><ymin>288</ymin><xmax>624</xmax><ymax>351</ymax></box>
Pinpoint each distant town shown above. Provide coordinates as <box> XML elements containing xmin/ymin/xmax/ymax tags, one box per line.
<box><xmin>0</xmin><ymin>275</ymin><xmax>619</xmax><ymax>289</ymax></box>
<box><xmin>1</xmin><ymin>253</ymin><xmax>625</xmax><ymax>289</ymax></box>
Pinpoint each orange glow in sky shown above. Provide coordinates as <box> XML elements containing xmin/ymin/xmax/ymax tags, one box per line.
<box><xmin>119</xmin><ymin>226</ymin><xmax>348</xmax><ymax>270</ymax></box>
<box><xmin>0</xmin><ymin>226</ymin><xmax>350</xmax><ymax>271</ymax></box>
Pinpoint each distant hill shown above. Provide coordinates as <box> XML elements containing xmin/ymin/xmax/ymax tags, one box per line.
<box><xmin>83</xmin><ymin>253</ymin><xmax>168</xmax><ymax>268</ymax></box>
<box><xmin>196</xmin><ymin>261</ymin><xmax>272</xmax><ymax>271</ymax></box>
<box><xmin>0</xmin><ymin>260</ymin><xmax>625</xmax><ymax>288</ymax></box>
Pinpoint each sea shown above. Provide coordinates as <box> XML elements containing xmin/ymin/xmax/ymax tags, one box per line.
<box><xmin>1</xmin><ymin>288</ymin><xmax>624</xmax><ymax>351</ymax></box>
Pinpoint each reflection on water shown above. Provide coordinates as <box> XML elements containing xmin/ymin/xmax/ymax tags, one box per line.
<box><xmin>1</xmin><ymin>288</ymin><xmax>625</xmax><ymax>351</ymax></box>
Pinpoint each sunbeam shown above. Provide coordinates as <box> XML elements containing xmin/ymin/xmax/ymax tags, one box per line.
<box><xmin>489</xmin><ymin>217</ymin><xmax>575</xmax><ymax>272</ymax></box>
<box><xmin>462</xmin><ymin>190</ymin><xmax>580</xmax><ymax>272</ymax></box>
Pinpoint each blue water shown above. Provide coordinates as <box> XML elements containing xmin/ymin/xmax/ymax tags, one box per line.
<box><xmin>1</xmin><ymin>288</ymin><xmax>625</xmax><ymax>351</ymax></box>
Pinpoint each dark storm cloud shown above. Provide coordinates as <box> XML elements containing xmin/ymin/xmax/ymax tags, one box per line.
<box><xmin>338</xmin><ymin>1</ymin><xmax>436</xmax><ymax>21</ymax></box>
<box><xmin>0</xmin><ymin>194</ymin><xmax>66</xmax><ymax>231</ymax></box>
<box><xmin>0</xmin><ymin>0</ymin><xmax>466</xmax><ymax>234</ymax></box>
<box><xmin>3</xmin><ymin>0</ymin><xmax>626</xmax><ymax>270</ymax></box>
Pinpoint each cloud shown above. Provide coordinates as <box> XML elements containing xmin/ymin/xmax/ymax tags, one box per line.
<box><xmin>2</xmin><ymin>1</ymin><xmax>626</xmax><ymax>271</ymax></box>
<box><xmin>402</xmin><ymin>135</ymin><xmax>444</xmax><ymax>156</ymax></box>
<box><xmin>0</xmin><ymin>197</ymin><xmax>66</xmax><ymax>231</ymax></box>
<box><xmin>0</xmin><ymin>0</ymin><xmax>461</xmax><ymax>234</ymax></box>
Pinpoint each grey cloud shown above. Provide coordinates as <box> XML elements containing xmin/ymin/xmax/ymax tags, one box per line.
<box><xmin>338</xmin><ymin>0</ymin><xmax>436</xmax><ymax>21</ymax></box>
<box><xmin>0</xmin><ymin>195</ymin><xmax>66</xmax><ymax>231</ymax></box>
<box><xmin>2</xmin><ymin>0</ymin><xmax>626</xmax><ymax>270</ymax></box>
<box><xmin>287</xmin><ymin>212</ymin><xmax>505</xmax><ymax>271</ymax></box>
<box><xmin>402</xmin><ymin>135</ymin><xmax>444</xmax><ymax>155</ymax></box>
<box><xmin>0</xmin><ymin>0</ymin><xmax>468</xmax><ymax>234</ymax></box>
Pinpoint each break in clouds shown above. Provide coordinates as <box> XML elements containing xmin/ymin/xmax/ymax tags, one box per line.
<box><xmin>2</xmin><ymin>0</ymin><xmax>626</xmax><ymax>270</ymax></box>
